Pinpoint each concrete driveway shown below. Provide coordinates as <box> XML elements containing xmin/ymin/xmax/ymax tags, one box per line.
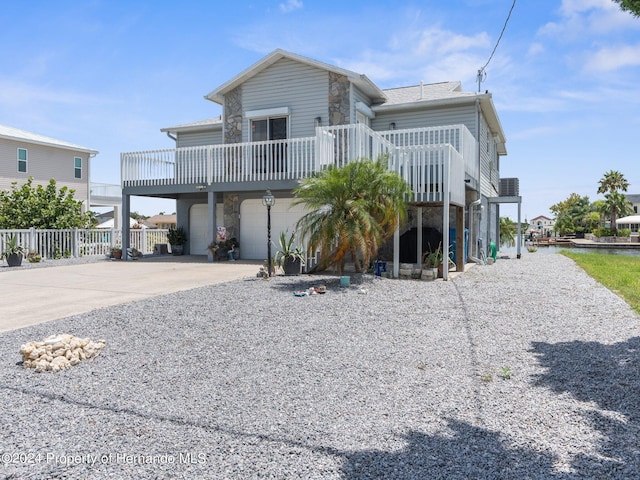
<box><xmin>0</xmin><ymin>257</ymin><xmax>261</xmax><ymax>332</ymax></box>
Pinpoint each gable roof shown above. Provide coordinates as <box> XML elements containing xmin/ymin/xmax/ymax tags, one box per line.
<box><xmin>0</xmin><ymin>124</ymin><xmax>98</xmax><ymax>155</ymax></box>
<box><xmin>161</xmin><ymin>117</ymin><xmax>222</xmax><ymax>134</ymax></box>
<box><xmin>531</xmin><ymin>215</ymin><xmax>553</xmax><ymax>221</ymax></box>
<box><xmin>381</xmin><ymin>82</ymin><xmax>465</xmax><ymax>105</ymax></box>
<box><xmin>205</xmin><ymin>49</ymin><xmax>386</xmax><ymax>105</ymax></box>
<box><xmin>374</xmin><ymin>83</ymin><xmax>506</xmax><ymax>155</ymax></box>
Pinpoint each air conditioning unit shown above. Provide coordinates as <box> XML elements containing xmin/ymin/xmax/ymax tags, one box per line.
<box><xmin>500</xmin><ymin>178</ymin><xmax>519</xmax><ymax>197</ymax></box>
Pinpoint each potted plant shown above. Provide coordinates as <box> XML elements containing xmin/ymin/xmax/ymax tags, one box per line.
<box><xmin>275</xmin><ymin>230</ymin><xmax>306</xmax><ymax>275</ymax></box>
<box><xmin>421</xmin><ymin>244</ymin><xmax>442</xmax><ymax>280</ymax></box>
<box><xmin>110</xmin><ymin>245</ymin><xmax>123</xmax><ymax>259</ymax></box>
<box><xmin>167</xmin><ymin>226</ymin><xmax>187</xmax><ymax>255</ymax></box>
<box><xmin>2</xmin><ymin>235</ymin><xmax>26</xmax><ymax>267</ymax></box>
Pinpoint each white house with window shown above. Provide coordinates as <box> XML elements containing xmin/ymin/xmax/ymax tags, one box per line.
<box><xmin>527</xmin><ymin>215</ymin><xmax>555</xmax><ymax>237</ymax></box>
<box><xmin>0</xmin><ymin>124</ymin><xmax>98</xmax><ymax>210</ymax></box>
<box><xmin>121</xmin><ymin>49</ymin><xmax>518</xmax><ymax>277</ymax></box>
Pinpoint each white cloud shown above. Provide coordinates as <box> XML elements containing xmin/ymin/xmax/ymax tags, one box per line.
<box><xmin>336</xmin><ymin>25</ymin><xmax>493</xmax><ymax>87</ymax></box>
<box><xmin>584</xmin><ymin>44</ymin><xmax>640</xmax><ymax>72</ymax></box>
<box><xmin>539</xmin><ymin>0</ymin><xmax>639</xmax><ymax>39</ymax></box>
<box><xmin>279</xmin><ymin>0</ymin><xmax>302</xmax><ymax>13</ymax></box>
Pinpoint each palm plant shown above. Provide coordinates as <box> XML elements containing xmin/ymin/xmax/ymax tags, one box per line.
<box><xmin>597</xmin><ymin>170</ymin><xmax>630</xmax><ymax>233</ymax></box>
<box><xmin>499</xmin><ymin>217</ymin><xmax>517</xmax><ymax>247</ymax></box>
<box><xmin>293</xmin><ymin>157</ymin><xmax>411</xmax><ymax>274</ymax></box>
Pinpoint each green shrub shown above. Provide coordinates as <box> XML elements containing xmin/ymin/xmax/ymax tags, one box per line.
<box><xmin>617</xmin><ymin>228</ymin><xmax>631</xmax><ymax>237</ymax></box>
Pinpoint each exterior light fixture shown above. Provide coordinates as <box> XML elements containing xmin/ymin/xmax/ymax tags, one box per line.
<box><xmin>389</xmin><ymin>122</ymin><xmax>396</xmax><ymax>130</ymax></box>
<box><xmin>195</xmin><ymin>185</ymin><xmax>207</xmax><ymax>191</ymax></box>
<box><xmin>262</xmin><ymin>190</ymin><xmax>276</xmax><ymax>277</ymax></box>
<box><xmin>314</xmin><ymin>116</ymin><xmax>322</xmax><ymax>127</ymax></box>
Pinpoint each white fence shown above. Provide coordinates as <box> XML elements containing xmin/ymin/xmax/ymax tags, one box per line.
<box><xmin>0</xmin><ymin>228</ymin><xmax>169</xmax><ymax>259</ymax></box>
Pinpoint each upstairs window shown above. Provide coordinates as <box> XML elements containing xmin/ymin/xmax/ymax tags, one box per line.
<box><xmin>74</xmin><ymin>157</ymin><xmax>82</xmax><ymax>179</ymax></box>
<box><xmin>17</xmin><ymin>148</ymin><xmax>27</xmax><ymax>173</ymax></box>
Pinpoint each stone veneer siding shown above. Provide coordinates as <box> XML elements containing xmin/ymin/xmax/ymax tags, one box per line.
<box><xmin>224</xmin><ymin>86</ymin><xmax>242</xmax><ymax>144</ymax></box>
<box><xmin>329</xmin><ymin>72</ymin><xmax>350</xmax><ymax>126</ymax></box>
<box><xmin>223</xmin><ymin>193</ymin><xmax>240</xmax><ymax>241</ymax></box>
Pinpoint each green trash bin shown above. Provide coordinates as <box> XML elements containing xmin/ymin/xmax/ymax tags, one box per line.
<box><xmin>489</xmin><ymin>241</ymin><xmax>497</xmax><ymax>261</ymax></box>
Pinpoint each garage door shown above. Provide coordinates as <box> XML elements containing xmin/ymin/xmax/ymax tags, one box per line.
<box><xmin>189</xmin><ymin>204</ymin><xmax>224</xmax><ymax>255</ymax></box>
<box><xmin>240</xmin><ymin>198</ymin><xmax>307</xmax><ymax>260</ymax></box>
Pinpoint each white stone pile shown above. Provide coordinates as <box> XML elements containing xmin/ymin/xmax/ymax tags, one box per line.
<box><xmin>19</xmin><ymin>334</ymin><xmax>105</xmax><ymax>372</ymax></box>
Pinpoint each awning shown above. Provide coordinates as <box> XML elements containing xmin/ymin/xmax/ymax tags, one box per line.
<box><xmin>616</xmin><ymin>215</ymin><xmax>640</xmax><ymax>224</ymax></box>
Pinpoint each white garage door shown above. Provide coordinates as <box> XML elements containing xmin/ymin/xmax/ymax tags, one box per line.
<box><xmin>189</xmin><ymin>204</ymin><xmax>224</xmax><ymax>255</ymax></box>
<box><xmin>240</xmin><ymin>198</ymin><xmax>307</xmax><ymax>260</ymax></box>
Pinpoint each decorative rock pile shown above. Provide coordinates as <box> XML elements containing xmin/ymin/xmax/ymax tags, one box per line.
<box><xmin>19</xmin><ymin>334</ymin><xmax>105</xmax><ymax>372</ymax></box>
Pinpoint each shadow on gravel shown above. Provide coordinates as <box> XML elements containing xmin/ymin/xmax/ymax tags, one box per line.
<box><xmin>335</xmin><ymin>419</ymin><xmax>564</xmax><ymax>480</ymax></box>
<box><xmin>531</xmin><ymin>338</ymin><xmax>640</xmax><ymax>478</ymax></box>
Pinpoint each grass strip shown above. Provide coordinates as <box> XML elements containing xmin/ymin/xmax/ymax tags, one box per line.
<box><xmin>561</xmin><ymin>251</ymin><xmax>640</xmax><ymax>314</ymax></box>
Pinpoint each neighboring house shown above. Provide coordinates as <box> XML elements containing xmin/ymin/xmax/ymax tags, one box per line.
<box><xmin>626</xmin><ymin>194</ymin><xmax>640</xmax><ymax>214</ymax></box>
<box><xmin>527</xmin><ymin>215</ymin><xmax>555</xmax><ymax>237</ymax></box>
<box><xmin>147</xmin><ymin>214</ymin><xmax>177</xmax><ymax>229</ymax></box>
<box><xmin>121</xmin><ymin>49</ymin><xmax>518</xmax><ymax>276</ymax></box>
<box><xmin>0</xmin><ymin>124</ymin><xmax>98</xmax><ymax>210</ymax></box>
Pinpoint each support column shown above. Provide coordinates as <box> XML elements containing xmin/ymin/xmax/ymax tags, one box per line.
<box><xmin>442</xmin><ymin>160</ymin><xmax>451</xmax><ymax>281</ymax></box>
<box><xmin>393</xmin><ymin>216</ymin><xmax>399</xmax><ymax>278</ymax></box>
<box><xmin>456</xmin><ymin>206</ymin><xmax>464</xmax><ymax>272</ymax></box>
<box><xmin>207</xmin><ymin>191</ymin><xmax>216</xmax><ymax>262</ymax></box>
<box><xmin>417</xmin><ymin>207</ymin><xmax>423</xmax><ymax>264</ymax></box>
<box><xmin>517</xmin><ymin>200</ymin><xmax>522</xmax><ymax>259</ymax></box>
<box><xmin>122</xmin><ymin>194</ymin><xmax>131</xmax><ymax>261</ymax></box>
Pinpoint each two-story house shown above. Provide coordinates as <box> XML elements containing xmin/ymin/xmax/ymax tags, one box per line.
<box><xmin>527</xmin><ymin>215</ymin><xmax>555</xmax><ymax>237</ymax></box>
<box><xmin>120</xmin><ymin>49</ymin><xmax>519</xmax><ymax>278</ymax></box>
<box><xmin>626</xmin><ymin>194</ymin><xmax>640</xmax><ymax>214</ymax></box>
<box><xmin>0</xmin><ymin>124</ymin><xmax>98</xmax><ymax>210</ymax></box>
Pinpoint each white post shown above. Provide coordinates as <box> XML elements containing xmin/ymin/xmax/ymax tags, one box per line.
<box><xmin>442</xmin><ymin>156</ymin><xmax>450</xmax><ymax>281</ymax></box>
<box><xmin>393</xmin><ymin>216</ymin><xmax>400</xmax><ymax>278</ymax></box>
<box><xmin>417</xmin><ymin>207</ymin><xmax>423</xmax><ymax>265</ymax></box>
<box><xmin>517</xmin><ymin>200</ymin><xmax>522</xmax><ymax>259</ymax></box>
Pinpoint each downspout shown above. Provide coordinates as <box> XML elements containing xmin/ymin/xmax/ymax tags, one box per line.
<box><xmin>166</xmin><ymin>132</ymin><xmax>177</xmax><ymax>142</ymax></box>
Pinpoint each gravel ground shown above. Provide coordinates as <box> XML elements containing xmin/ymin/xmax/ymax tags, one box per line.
<box><xmin>1</xmin><ymin>252</ymin><xmax>639</xmax><ymax>479</ymax></box>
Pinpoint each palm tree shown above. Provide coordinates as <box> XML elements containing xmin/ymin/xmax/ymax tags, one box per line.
<box><xmin>603</xmin><ymin>191</ymin><xmax>634</xmax><ymax>233</ymax></box>
<box><xmin>293</xmin><ymin>157</ymin><xmax>411</xmax><ymax>274</ymax></box>
<box><xmin>597</xmin><ymin>170</ymin><xmax>630</xmax><ymax>233</ymax></box>
<box><xmin>499</xmin><ymin>217</ymin><xmax>517</xmax><ymax>247</ymax></box>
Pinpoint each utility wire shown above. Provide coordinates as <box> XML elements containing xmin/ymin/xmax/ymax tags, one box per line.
<box><xmin>477</xmin><ymin>0</ymin><xmax>516</xmax><ymax>92</ymax></box>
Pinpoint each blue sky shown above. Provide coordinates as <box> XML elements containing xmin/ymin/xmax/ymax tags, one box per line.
<box><xmin>1</xmin><ymin>0</ymin><xmax>639</xmax><ymax>219</ymax></box>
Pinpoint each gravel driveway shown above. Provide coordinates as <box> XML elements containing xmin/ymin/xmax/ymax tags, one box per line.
<box><xmin>1</xmin><ymin>253</ymin><xmax>639</xmax><ymax>479</ymax></box>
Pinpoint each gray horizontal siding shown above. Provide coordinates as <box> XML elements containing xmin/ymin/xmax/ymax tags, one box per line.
<box><xmin>176</xmin><ymin>129</ymin><xmax>222</xmax><ymax>148</ymax></box>
<box><xmin>371</xmin><ymin>105</ymin><xmax>476</xmax><ymax>133</ymax></box>
<box><xmin>241</xmin><ymin>58</ymin><xmax>328</xmax><ymax>141</ymax></box>
<box><xmin>352</xmin><ymin>87</ymin><xmax>371</xmax><ymax>123</ymax></box>
<box><xmin>0</xmin><ymin>138</ymin><xmax>90</xmax><ymax>204</ymax></box>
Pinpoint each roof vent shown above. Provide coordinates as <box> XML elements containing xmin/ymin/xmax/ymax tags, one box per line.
<box><xmin>500</xmin><ymin>178</ymin><xmax>519</xmax><ymax>197</ymax></box>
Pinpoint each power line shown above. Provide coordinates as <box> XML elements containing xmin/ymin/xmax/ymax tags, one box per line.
<box><xmin>477</xmin><ymin>0</ymin><xmax>516</xmax><ymax>92</ymax></box>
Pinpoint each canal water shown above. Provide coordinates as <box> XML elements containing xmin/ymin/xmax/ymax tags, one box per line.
<box><xmin>500</xmin><ymin>240</ymin><xmax>640</xmax><ymax>258</ymax></box>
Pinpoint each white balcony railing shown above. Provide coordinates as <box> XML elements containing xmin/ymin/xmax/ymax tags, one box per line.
<box><xmin>381</xmin><ymin>125</ymin><xmax>478</xmax><ymax>180</ymax></box>
<box><xmin>121</xmin><ymin>123</ymin><xmax>475</xmax><ymax>207</ymax></box>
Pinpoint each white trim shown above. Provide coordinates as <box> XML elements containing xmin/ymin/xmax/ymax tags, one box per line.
<box><xmin>245</xmin><ymin>107</ymin><xmax>289</xmax><ymax>119</ymax></box>
<box><xmin>356</xmin><ymin>101</ymin><xmax>375</xmax><ymax>119</ymax></box>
